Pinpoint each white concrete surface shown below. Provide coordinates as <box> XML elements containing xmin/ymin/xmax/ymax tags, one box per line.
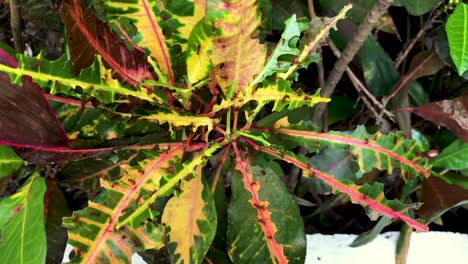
<box><xmin>63</xmin><ymin>232</ymin><xmax>468</xmax><ymax>263</ymax></box>
<box><xmin>305</xmin><ymin>232</ymin><xmax>468</xmax><ymax>264</ymax></box>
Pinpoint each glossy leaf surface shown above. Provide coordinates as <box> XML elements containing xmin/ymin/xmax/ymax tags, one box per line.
<box><xmin>446</xmin><ymin>3</ymin><xmax>468</xmax><ymax>76</ymax></box>
<box><xmin>229</xmin><ymin>149</ymin><xmax>306</xmax><ymax>264</ymax></box>
<box><xmin>62</xmin><ymin>0</ymin><xmax>153</xmax><ymax>86</ymax></box>
<box><xmin>63</xmin><ymin>145</ymin><xmax>186</xmax><ymax>263</ymax></box>
<box><xmin>394</xmin><ymin>0</ymin><xmax>440</xmax><ymax>15</ymax></box>
<box><xmin>206</xmin><ymin>0</ymin><xmax>266</xmax><ymax>95</ymax></box>
<box><xmin>0</xmin><ymin>173</ymin><xmax>47</xmax><ymax>264</ymax></box>
<box><xmin>162</xmin><ymin>174</ymin><xmax>217</xmax><ymax>264</ymax></box>
<box><xmin>431</xmin><ymin>140</ymin><xmax>468</xmax><ymax>170</ymax></box>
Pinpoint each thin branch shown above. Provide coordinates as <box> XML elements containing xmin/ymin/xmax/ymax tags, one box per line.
<box><xmin>307</xmin><ymin>0</ymin><xmax>316</xmax><ymax>19</ymax></box>
<box><xmin>395</xmin><ymin>7</ymin><xmax>443</xmax><ymax>68</ymax></box>
<box><xmin>9</xmin><ymin>0</ymin><xmax>23</xmax><ymax>53</ymax></box>
<box><xmin>312</xmin><ymin>0</ymin><xmax>394</xmax><ymax>124</ymax></box>
<box><xmin>327</xmin><ymin>40</ymin><xmax>394</xmax><ymax>129</ymax></box>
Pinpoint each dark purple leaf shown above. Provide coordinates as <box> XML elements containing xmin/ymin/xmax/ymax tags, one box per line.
<box><xmin>0</xmin><ymin>72</ymin><xmax>68</xmax><ymax>148</ymax></box>
<box><xmin>0</xmin><ymin>47</ymin><xmax>112</xmax><ymax>163</ymax></box>
<box><xmin>417</xmin><ymin>176</ymin><xmax>468</xmax><ymax>222</ymax></box>
<box><xmin>399</xmin><ymin>96</ymin><xmax>468</xmax><ymax>142</ymax></box>
<box><xmin>61</xmin><ymin>0</ymin><xmax>153</xmax><ymax>87</ymax></box>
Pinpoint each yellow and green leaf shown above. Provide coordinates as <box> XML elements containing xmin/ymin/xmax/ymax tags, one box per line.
<box><xmin>186</xmin><ymin>19</ymin><xmax>214</xmax><ymax>85</ymax></box>
<box><xmin>63</xmin><ymin>145</ymin><xmax>185</xmax><ymax>263</ymax></box>
<box><xmin>117</xmin><ymin>141</ymin><xmax>222</xmax><ymax>228</ymax></box>
<box><xmin>100</xmin><ymin>0</ymin><xmax>206</xmax><ymax>84</ymax></box>
<box><xmin>0</xmin><ymin>54</ymin><xmax>162</xmax><ymax>104</ymax></box>
<box><xmin>212</xmin><ymin>79</ymin><xmax>330</xmax><ymax>113</ymax></box>
<box><xmin>161</xmin><ymin>169</ymin><xmax>217</xmax><ymax>264</ymax></box>
<box><xmin>141</xmin><ymin>108</ymin><xmax>219</xmax><ymax>133</ymax></box>
<box><xmin>206</xmin><ymin>0</ymin><xmax>266</xmax><ymax>95</ymax></box>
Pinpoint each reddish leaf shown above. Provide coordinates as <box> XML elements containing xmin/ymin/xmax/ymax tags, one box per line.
<box><xmin>0</xmin><ymin>48</ymin><xmax>116</xmax><ymax>163</ymax></box>
<box><xmin>0</xmin><ymin>72</ymin><xmax>68</xmax><ymax>148</ymax></box>
<box><xmin>399</xmin><ymin>96</ymin><xmax>468</xmax><ymax>142</ymax></box>
<box><xmin>417</xmin><ymin>176</ymin><xmax>468</xmax><ymax>222</ymax></box>
<box><xmin>61</xmin><ymin>0</ymin><xmax>153</xmax><ymax>86</ymax></box>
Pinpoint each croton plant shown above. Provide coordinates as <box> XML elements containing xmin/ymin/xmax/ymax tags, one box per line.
<box><xmin>0</xmin><ymin>0</ymin><xmax>440</xmax><ymax>263</ymax></box>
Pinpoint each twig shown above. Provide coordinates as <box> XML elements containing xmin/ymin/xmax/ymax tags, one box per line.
<box><xmin>312</xmin><ymin>0</ymin><xmax>394</xmax><ymax>124</ymax></box>
<box><xmin>327</xmin><ymin>40</ymin><xmax>394</xmax><ymax>128</ymax></box>
<box><xmin>387</xmin><ymin>52</ymin><xmax>437</xmax><ymax>102</ymax></box>
<box><xmin>307</xmin><ymin>0</ymin><xmax>316</xmax><ymax>19</ymax></box>
<box><xmin>9</xmin><ymin>0</ymin><xmax>23</xmax><ymax>53</ymax></box>
<box><xmin>395</xmin><ymin>7</ymin><xmax>443</xmax><ymax>68</ymax></box>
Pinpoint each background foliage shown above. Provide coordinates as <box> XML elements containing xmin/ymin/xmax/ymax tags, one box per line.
<box><xmin>0</xmin><ymin>0</ymin><xmax>466</xmax><ymax>263</ymax></box>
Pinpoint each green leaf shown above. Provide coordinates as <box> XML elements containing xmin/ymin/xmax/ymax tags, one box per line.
<box><xmin>362</xmin><ymin>37</ymin><xmax>399</xmax><ymax>96</ymax></box>
<box><xmin>186</xmin><ymin>19</ymin><xmax>214</xmax><ymax>85</ymax></box>
<box><xmin>394</xmin><ymin>0</ymin><xmax>441</xmax><ymax>16</ymax></box>
<box><xmin>45</xmin><ymin>181</ymin><xmax>72</xmax><ymax>264</ymax></box>
<box><xmin>140</xmin><ymin>108</ymin><xmax>219</xmax><ymax>134</ymax></box>
<box><xmin>434</xmin><ymin>171</ymin><xmax>468</xmax><ymax>190</ymax></box>
<box><xmin>307</xmin><ymin>147</ymin><xmax>358</xmax><ymax>194</ymax></box>
<box><xmin>98</xmin><ymin>0</ymin><xmax>206</xmax><ymax>84</ymax></box>
<box><xmin>228</xmin><ymin>151</ymin><xmax>306</xmax><ymax>263</ymax></box>
<box><xmin>0</xmin><ymin>173</ymin><xmax>47</xmax><ymax>264</ymax></box>
<box><xmin>212</xmin><ymin>79</ymin><xmax>330</xmax><ymax>114</ymax></box>
<box><xmin>162</xmin><ymin>174</ymin><xmax>217</xmax><ymax>264</ymax></box>
<box><xmin>250</xmin><ymin>14</ymin><xmax>306</xmax><ymax>86</ymax></box>
<box><xmin>446</xmin><ymin>3</ymin><xmax>468</xmax><ymax>76</ymax></box>
<box><xmin>117</xmin><ymin>142</ymin><xmax>222</xmax><ymax>228</ymax></box>
<box><xmin>349</xmin><ymin>216</ymin><xmax>391</xmax><ymax>247</ymax></box>
<box><xmin>431</xmin><ymin>140</ymin><xmax>468</xmax><ymax>170</ymax></box>
<box><xmin>318</xmin><ymin>0</ymin><xmax>376</xmax><ymax>24</ymax></box>
<box><xmin>0</xmin><ymin>146</ymin><xmax>24</xmax><ymax>178</ymax></box>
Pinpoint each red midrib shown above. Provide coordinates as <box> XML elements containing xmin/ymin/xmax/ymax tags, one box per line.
<box><xmin>233</xmin><ymin>143</ymin><xmax>288</xmax><ymax>264</ymax></box>
<box><xmin>71</xmin><ymin>4</ymin><xmax>139</xmax><ymax>86</ymax></box>
<box><xmin>258</xmin><ymin>146</ymin><xmax>428</xmax><ymax>232</ymax></box>
<box><xmin>84</xmin><ymin>145</ymin><xmax>184</xmax><ymax>263</ymax></box>
<box><xmin>277</xmin><ymin>129</ymin><xmax>430</xmax><ymax>177</ymax></box>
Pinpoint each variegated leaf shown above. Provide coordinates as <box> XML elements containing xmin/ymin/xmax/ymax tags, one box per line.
<box><xmin>265</xmin><ymin>126</ymin><xmax>431</xmax><ymax>180</ymax></box>
<box><xmin>63</xmin><ymin>144</ymin><xmax>185</xmax><ymax>263</ymax></box>
<box><xmin>100</xmin><ymin>0</ymin><xmax>206</xmax><ymax>84</ymax></box>
<box><xmin>186</xmin><ymin>19</ymin><xmax>214</xmax><ymax>85</ymax></box>
<box><xmin>117</xmin><ymin>141</ymin><xmax>222</xmax><ymax>228</ymax></box>
<box><xmin>62</xmin><ymin>0</ymin><xmax>153</xmax><ymax>87</ymax></box>
<box><xmin>140</xmin><ymin>108</ymin><xmax>219</xmax><ymax>133</ymax></box>
<box><xmin>161</xmin><ymin>169</ymin><xmax>217</xmax><ymax>264</ymax></box>
<box><xmin>252</xmin><ymin>144</ymin><xmax>428</xmax><ymax>232</ymax></box>
<box><xmin>0</xmin><ymin>54</ymin><xmax>161</xmax><ymax>104</ymax></box>
<box><xmin>206</xmin><ymin>0</ymin><xmax>266</xmax><ymax>96</ymax></box>
<box><xmin>228</xmin><ymin>144</ymin><xmax>306</xmax><ymax>264</ymax></box>
<box><xmin>212</xmin><ymin>79</ymin><xmax>330</xmax><ymax>113</ymax></box>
